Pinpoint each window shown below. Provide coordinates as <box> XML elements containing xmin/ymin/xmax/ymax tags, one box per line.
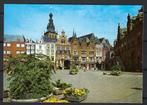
<box><xmin>16</xmin><ymin>44</ymin><xmax>20</xmax><ymax>47</ymax></box>
<box><xmin>4</xmin><ymin>58</ymin><xmax>7</xmax><ymax>61</ymax></box>
<box><xmin>4</xmin><ymin>51</ymin><xmax>6</xmax><ymax>54</ymax></box>
<box><xmin>3</xmin><ymin>43</ymin><xmax>6</xmax><ymax>47</ymax></box>
<box><xmin>74</xmin><ymin>51</ymin><xmax>77</xmax><ymax>55</ymax></box>
<box><xmin>66</xmin><ymin>47</ymin><xmax>70</xmax><ymax>51</ymax></box>
<box><xmin>7</xmin><ymin>43</ymin><xmax>11</xmax><ymax>47</ymax></box>
<box><xmin>51</xmin><ymin>50</ymin><xmax>54</xmax><ymax>53</ymax></box>
<box><xmin>39</xmin><ymin>45</ymin><xmax>42</xmax><ymax>49</ymax></box>
<box><xmin>89</xmin><ymin>51</ymin><xmax>94</xmax><ymax>55</ymax></box>
<box><xmin>51</xmin><ymin>56</ymin><xmax>54</xmax><ymax>61</ymax></box>
<box><xmin>31</xmin><ymin>50</ymin><xmax>34</xmax><ymax>54</ymax></box>
<box><xmin>82</xmin><ymin>57</ymin><xmax>86</xmax><ymax>61</ymax></box>
<box><xmin>16</xmin><ymin>51</ymin><xmax>20</xmax><ymax>54</ymax></box>
<box><xmin>7</xmin><ymin>51</ymin><xmax>11</xmax><ymax>54</ymax></box>
<box><xmin>27</xmin><ymin>45</ymin><xmax>30</xmax><ymax>49</ymax></box>
<box><xmin>21</xmin><ymin>44</ymin><xmax>25</xmax><ymax>47</ymax></box>
<box><xmin>51</xmin><ymin>44</ymin><xmax>54</xmax><ymax>49</ymax></box>
<box><xmin>90</xmin><ymin>57</ymin><xmax>94</xmax><ymax>61</ymax></box>
<box><xmin>81</xmin><ymin>51</ymin><xmax>86</xmax><ymax>55</ymax></box>
<box><xmin>61</xmin><ymin>46</ymin><xmax>64</xmax><ymax>50</ymax></box>
<box><xmin>57</xmin><ymin>47</ymin><xmax>60</xmax><ymax>50</ymax></box>
<box><xmin>51</xmin><ymin>49</ymin><xmax>54</xmax><ymax>55</ymax></box>
<box><xmin>21</xmin><ymin>51</ymin><xmax>25</xmax><ymax>54</ymax></box>
<box><xmin>31</xmin><ymin>45</ymin><xmax>35</xmax><ymax>49</ymax></box>
<box><xmin>27</xmin><ymin>50</ymin><xmax>30</xmax><ymax>54</ymax></box>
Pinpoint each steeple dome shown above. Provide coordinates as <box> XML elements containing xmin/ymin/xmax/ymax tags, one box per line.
<box><xmin>47</xmin><ymin>13</ymin><xmax>55</xmax><ymax>33</ymax></box>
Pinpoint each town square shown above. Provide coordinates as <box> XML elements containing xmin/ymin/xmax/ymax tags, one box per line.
<box><xmin>3</xmin><ymin>5</ymin><xmax>143</xmax><ymax>103</ymax></box>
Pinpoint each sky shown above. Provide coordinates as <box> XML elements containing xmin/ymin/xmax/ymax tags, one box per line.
<box><xmin>4</xmin><ymin>4</ymin><xmax>142</xmax><ymax>45</ymax></box>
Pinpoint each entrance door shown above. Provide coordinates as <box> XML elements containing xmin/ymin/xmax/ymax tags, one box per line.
<box><xmin>64</xmin><ymin>60</ymin><xmax>70</xmax><ymax>69</ymax></box>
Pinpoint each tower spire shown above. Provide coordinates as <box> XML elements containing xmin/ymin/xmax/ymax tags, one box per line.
<box><xmin>73</xmin><ymin>28</ymin><xmax>75</xmax><ymax>36</ymax></box>
<box><xmin>117</xmin><ymin>23</ymin><xmax>121</xmax><ymax>40</ymax></box>
<box><xmin>47</xmin><ymin>13</ymin><xmax>55</xmax><ymax>33</ymax></box>
<box><xmin>73</xmin><ymin>28</ymin><xmax>76</xmax><ymax>37</ymax></box>
<box><xmin>127</xmin><ymin>13</ymin><xmax>132</xmax><ymax>33</ymax></box>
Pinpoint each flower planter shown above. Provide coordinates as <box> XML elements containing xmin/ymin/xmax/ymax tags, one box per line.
<box><xmin>11</xmin><ymin>93</ymin><xmax>52</xmax><ymax>102</ymax></box>
<box><xmin>43</xmin><ymin>96</ymin><xmax>69</xmax><ymax>103</ymax></box>
<box><xmin>3</xmin><ymin>90</ymin><xmax>9</xmax><ymax>98</ymax></box>
<box><xmin>110</xmin><ymin>71</ymin><xmax>121</xmax><ymax>76</ymax></box>
<box><xmin>69</xmin><ymin>71</ymin><xmax>78</xmax><ymax>75</ymax></box>
<box><xmin>64</xmin><ymin>94</ymin><xmax>87</xmax><ymax>102</ymax></box>
<box><xmin>53</xmin><ymin>88</ymin><xmax>63</xmax><ymax>95</ymax></box>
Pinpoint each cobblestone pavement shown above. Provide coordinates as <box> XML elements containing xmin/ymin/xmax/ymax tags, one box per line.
<box><xmin>51</xmin><ymin>70</ymin><xmax>143</xmax><ymax>103</ymax></box>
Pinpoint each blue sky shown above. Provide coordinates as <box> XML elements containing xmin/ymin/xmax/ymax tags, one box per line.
<box><xmin>4</xmin><ymin>4</ymin><xmax>142</xmax><ymax>45</ymax></box>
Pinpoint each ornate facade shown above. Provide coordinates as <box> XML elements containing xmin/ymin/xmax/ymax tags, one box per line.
<box><xmin>56</xmin><ymin>31</ymin><xmax>71</xmax><ymax>69</ymax></box>
<box><xmin>68</xmin><ymin>33</ymin><xmax>111</xmax><ymax>70</ymax></box>
<box><xmin>114</xmin><ymin>7</ymin><xmax>143</xmax><ymax>72</ymax></box>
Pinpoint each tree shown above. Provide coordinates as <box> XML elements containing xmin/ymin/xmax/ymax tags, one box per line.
<box><xmin>5</xmin><ymin>54</ymin><xmax>55</xmax><ymax>99</ymax></box>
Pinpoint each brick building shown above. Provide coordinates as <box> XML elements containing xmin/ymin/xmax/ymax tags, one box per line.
<box><xmin>69</xmin><ymin>33</ymin><xmax>110</xmax><ymax>70</ymax></box>
<box><xmin>95</xmin><ymin>38</ymin><xmax>111</xmax><ymax>70</ymax></box>
<box><xmin>114</xmin><ymin>7</ymin><xmax>143</xmax><ymax>72</ymax></box>
<box><xmin>4</xmin><ymin>35</ymin><xmax>26</xmax><ymax>60</ymax></box>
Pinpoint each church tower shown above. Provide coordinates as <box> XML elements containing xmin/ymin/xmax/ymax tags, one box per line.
<box><xmin>43</xmin><ymin>13</ymin><xmax>57</xmax><ymax>42</ymax></box>
<box><xmin>127</xmin><ymin>13</ymin><xmax>132</xmax><ymax>34</ymax></box>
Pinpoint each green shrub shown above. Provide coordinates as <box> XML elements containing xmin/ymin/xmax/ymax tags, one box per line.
<box><xmin>6</xmin><ymin>54</ymin><xmax>55</xmax><ymax>99</ymax></box>
<box><xmin>52</xmin><ymin>79</ymin><xmax>72</xmax><ymax>90</ymax></box>
<box><xmin>69</xmin><ymin>65</ymin><xmax>78</xmax><ymax>75</ymax></box>
<box><xmin>110</xmin><ymin>65</ymin><xmax>121</xmax><ymax>76</ymax></box>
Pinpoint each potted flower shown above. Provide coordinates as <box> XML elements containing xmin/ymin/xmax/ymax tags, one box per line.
<box><xmin>63</xmin><ymin>88</ymin><xmax>89</xmax><ymax>102</ymax></box>
<box><xmin>69</xmin><ymin>65</ymin><xmax>78</xmax><ymax>75</ymax></box>
<box><xmin>110</xmin><ymin>65</ymin><xmax>122</xmax><ymax>76</ymax></box>
<box><xmin>52</xmin><ymin>79</ymin><xmax>72</xmax><ymax>95</ymax></box>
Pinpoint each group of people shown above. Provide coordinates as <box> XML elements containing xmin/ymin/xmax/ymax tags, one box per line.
<box><xmin>57</xmin><ymin>61</ymin><xmax>105</xmax><ymax>71</ymax></box>
<box><xmin>75</xmin><ymin>62</ymin><xmax>104</xmax><ymax>72</ymax></box>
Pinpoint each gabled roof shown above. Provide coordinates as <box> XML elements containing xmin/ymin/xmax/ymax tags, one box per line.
<box><xmin>4</xmin><ymin>34</ymin><xmax>26</xmax><ymax>42</ymax></box>
<box><xmin>78</xmin><ymin>33</ymin><xmax>94</xmax><ymax>39</ymax></box>
<box><xmin>98</xmin><ymin>38</ymin><xmax>105</xmax><ymax>43</ymax></box>
<box><xmin>25</xmin><ymin>39</ymin><xmax>35</xmax><ymax>43</ymax></box>
<box><xmin>68</xmin><ymin>33</ymin><xmax>95</xmax><ymax>43</ymax></box>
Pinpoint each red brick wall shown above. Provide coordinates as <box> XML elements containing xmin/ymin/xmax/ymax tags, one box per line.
<box><xmin>4</xmin><ymin>42</ymin><xmax>26</xmax><ymax>58</ymax></box>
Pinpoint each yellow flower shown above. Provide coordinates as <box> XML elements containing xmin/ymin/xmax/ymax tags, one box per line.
<box><xmin>43</xmin><ymin>97</ymin><xmax>68</xmax><ymax>103</ymax></box>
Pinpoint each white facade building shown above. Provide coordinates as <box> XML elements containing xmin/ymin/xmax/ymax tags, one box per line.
<box><xmin>26</xmin><ymin>39</ymin><xmax>35</xmax><ymax>55</ymax></box>
<box><xmin>96</xmin><ymin>43</ymin><xmax>103</xmax><ymax>64</ymax></box>
<box><xmin>35</xmin><ymin>40</ymin><xmax>47</xmax><ymax>55</ymax></box>
<box><xmin>35</xmin><ymin>39</ymin><xmax>56</xmax><ymax>62</ymax></box>
<box><xmin>46</xmin><ymin>42</ymin><xmax>56</xmax><ymax>62</ymax></box>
